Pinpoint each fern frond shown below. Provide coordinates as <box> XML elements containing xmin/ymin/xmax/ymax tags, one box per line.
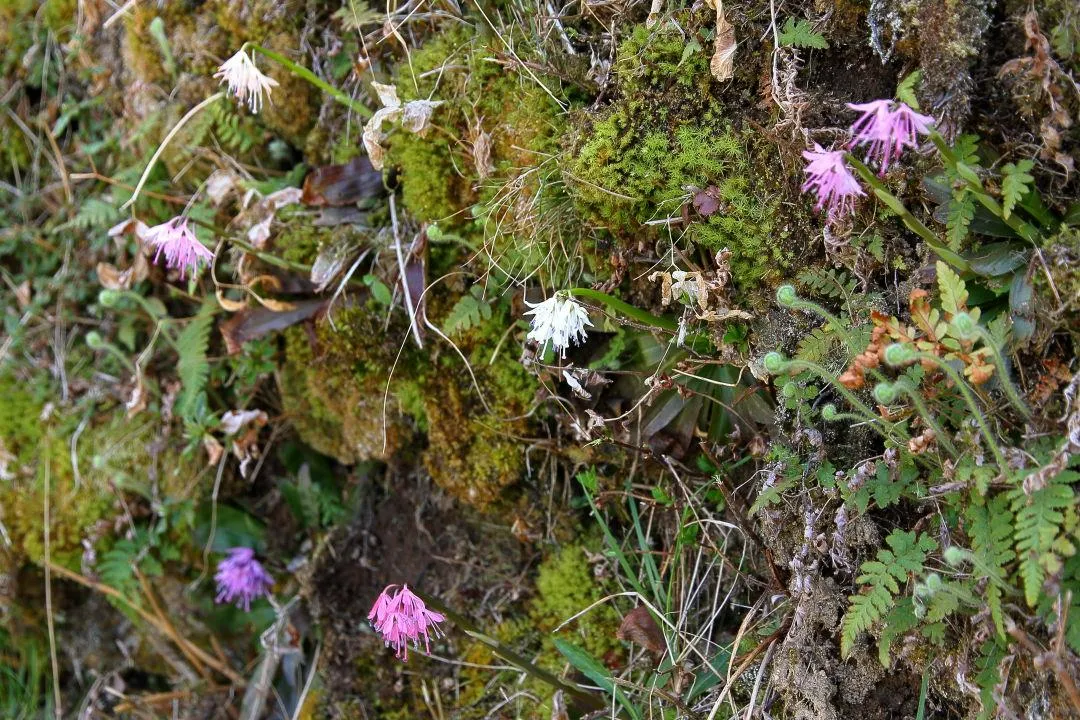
<box><xmin>778</xmin><ymin>18</ymin><xmax>828</xmax><ymax>49</ymax></box>
<box><xmin>1009</xmin><ymin>470</ymin><xmax>1078</xmax><ymax>606</ymax></box>
<box><xmin>1001</xmin><ymin>159</ymin><xmax>1034</xmax><ymax>220</ymax></box>
<box><xmin>946</xmin><ymin>190</ymin><xmax>974</xmax><ymax>251</ymax></box>
<box><xmin>176</xmin><ymin>307</ymin><xmax>214</xmax><ymax>419</ymax></box>
<box><xmin>965</xmin><ymin>493</ymin><xmax>1014</xmax><ymax>638</ymax></box>
<box><xmin>936</xmin><ymin>261</ymin><xmax>968</xmax><ymax>316</ymax></box>
<box><xmin>443</xmin><ymin>287</ymin><xmax>493</xmax><ymax>336</ymax></box>
<box><xmin>796</xmin><ymin>267</ymin><xmax>855</xmax><ymax>301</ymax></box>
<box><xmin>841</xmin><ymin>530</ymin><xmax>936</xmax><ymax>658</ymax></box>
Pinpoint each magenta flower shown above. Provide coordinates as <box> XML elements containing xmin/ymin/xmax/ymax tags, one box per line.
<box><xmin>214</xmin><ymin>547</ymin><xmax>273</xmax><ymax>611</ymax></box>
<box><xmin>847</xmin><ymin>99</ymin><xmax>935</xmax><ymax>173</ymax></box>
<box><xmin>368</xmin><ymin>584</ymin><xmax>446</xmax><ymax>661</ymax></box>
<box><xmin>145</xmin><ymin>216</ymin><xmax>214</xmax><ymax>280</ymax></box>
<box><xmin>801</xmin><ymin>144</ymin><xmax>865</xmax><ymax>220</ymax></box>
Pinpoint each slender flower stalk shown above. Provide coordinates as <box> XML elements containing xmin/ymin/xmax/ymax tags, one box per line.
<box><xmin>524</xmin><ymin>292</ymin><xmax>593</xmax><ymax>358</ymax></box>
<box><xmin>214</xmin><ymin>48</ymin><xmax>279</xmax><ymax>113</ymax></box>
<box><xmin>801</xmin><ymin>144</ymin><xmax>865</xmax><ymax>221</ymax></box>
<box><xmin>847</xmin><ymin>99</ymin><xmax>935</xmax><ymax>173</ymax></box>
<box><xmin>214</xmin><ymin>547</ymin><xmax>273</xmax><ymax>611</ymax></box>
<box><xmin>145</xmin><ymin>216</ymin><xmax>214</xmax><ymax>280</ymax></box>
<box><xmin>368</xmin><ymin>584</ymin><xmax>446</xmax><ymax>661</ymax></box>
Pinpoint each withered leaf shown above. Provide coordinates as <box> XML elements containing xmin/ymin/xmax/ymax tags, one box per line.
<box><xmin>219</xmin><ymin>299</ymin><xmax>328</xmax><ymax>355</ymax></box>
<box><xmin>616</xmin><ymin>606</ymin><xmax>666</xmax><ymax>655</ymax></box>
<box><xmin>692</xmin><ymin>186</ymin><xmax>723</xmax><ymax>217</ymax></box>
<box><xmin>301</xmin><ymin>156</ymin><xmax>383</xmax><ymax>207</ymax></box>
<box><xmin>710</xmin><ymin>0</ymin><xmax>737</xmax><ymax>82</ymax></box>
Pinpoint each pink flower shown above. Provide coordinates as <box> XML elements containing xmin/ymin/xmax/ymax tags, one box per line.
<box><xmin>801</xmin><ymin>144</ymin><xmax>865</xmax><ymax>219</ymax></box>
<box><xmin>214</xmin><ymin>547</ymin><xmax>273</xmax><ymax>611</ymax></box>
<box><xmin>368</xmin><ymin>584</ymin><xmax>446</xmax><ymax>661</ymax></box>
<box><xmin>847</xmin><ymin>99</ymin><xmax>935</xmax><ymax>173</ymax></box>
<box><xmin>145</xmin><ymin>216</ymin><xmax>214</xmax><ymax>280</ymax></box>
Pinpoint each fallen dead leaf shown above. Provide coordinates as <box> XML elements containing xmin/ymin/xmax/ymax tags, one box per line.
<box><xmin>710</xmin><ymin>0</ymin><xmax>737</xmax><ymax>82</ymax></box>
<box><xmin>617</xmin><ymin>606</ymin><xmax>666</xmax><ymax>655</ymax></box>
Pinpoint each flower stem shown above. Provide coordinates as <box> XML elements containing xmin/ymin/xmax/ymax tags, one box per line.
<box><xmin>121</xmin><ymin>92</ymin><xmax>225</xmax><ymax>211</ymax></box>
<box><xmin>567</xmin><ymin>288</ymin><xmax>678</xmax><ymax>331</ymax></box>
<box><xmin>414</xmin><ymin>591</ymin><xmax>605</xmax><ymax>712</ymax></box>
<box><xmin>845</xmin><ymin>154</ymin><xmax>971</xmax><ymax>272</ymax></box>
<box><xmin>249</xmin><ymin>44</ymin><xmax>373</xmax><ymax>119</ymax></box>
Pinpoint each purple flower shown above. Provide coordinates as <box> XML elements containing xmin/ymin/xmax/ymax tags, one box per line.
<box><xmin>801</xmin><ymin>144</ymin><xmax>865</xmax><ymax>219</ymax></box>
<box><xmin>847</xmin><ymin>99</ymin><xmax>935</xmax><ymax>173</ymax></box>
<box><xmin>214</xmin><ymin>547</ymin><xmax>273</xmax><ymax>611</ymax></box>
<box><xmin>145</xmin><ymin>216</ymin><xmax>214</xmax><ymax>280</ymax></box>
<box><xmin>368</xmin><ymin>584</ymin><xmax>446</xmax><ymax>661</ymax></box>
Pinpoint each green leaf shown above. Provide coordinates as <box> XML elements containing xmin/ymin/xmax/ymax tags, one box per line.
<box><xmin>778</xmin><ymin>18</ymin><xmax>828</xmax><ymax>49</ymax></box>
<box><xmin>442</xmin><ymin>286</ymin><xmax>493</xmax><ymax>336</ymax></box>
<box><xmin>896</xmin><ymin>71</ymin><xmax>923</xmax><ymax>110</ymax></box>
<box><xmin>936</xmin><ymin>261</ymin><xmax>967</xmax><ymax>316</ymax></box>
<box><xmin>1001</xmin><ymin>159</ymin><xmax>1035</xmax><ymax>220</ymax></box>
<box><xmin>946</xmin><ymin>190</ymin><xmax>975</xmax><ymax>251</ymax></box>
<box><xmin>176</xmin><ymin>304</ymin><xmax>215</xmax><ymax>419</ymax></box>
<box><xmin>553</xmin><ymin>639</ymin><xmax>641</xmax><ymax>720</ymax></box>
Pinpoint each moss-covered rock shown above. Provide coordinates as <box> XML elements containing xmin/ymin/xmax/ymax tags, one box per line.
<box><xmin>564</xmin><ymin>20</ymin><xmax>806</xmax><ymax>295</ymax></box>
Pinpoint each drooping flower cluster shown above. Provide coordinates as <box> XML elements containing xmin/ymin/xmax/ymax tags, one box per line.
<box><xmin>524</xmin><ymin>293</ymin><xmax>593</xmax><ymax>358</ymax></box>
<box><xmin>214</xmin><ymin>49</ymin><xmax>279</xmax><ymax>113</ymax></box>
<box><xmin>801</xmin><ymin>100</ymin><xmax>935</xmax><ymax>224</ymax></box>
<box><xmin>214</xmin><ymin>547</ymin><xmax>273</xmax><ymax>611</ymax></box>
<box><xmin>368</xmin><ymin>584</ymin><xmax>446</xmax><ymax>661</ymax></box>
<box><xmin>145</xmin><ymin>216</ymin><xmax>214</xmax><ymax>280</ymax></box>
<box><xmin>801</xmin><ymin>144</ymin><xmax>865</xmax><ymax>220</ymax></box>
<box><xmin>847</xmin><ymin>99</ymin><xmax>935</xmax><ymax>174</ymax></box>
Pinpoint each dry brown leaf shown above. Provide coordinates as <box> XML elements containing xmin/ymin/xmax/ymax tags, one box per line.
<box><xmin>710</xmin><ymin>0</ymin><xmax>737</xmax><ymax>82</ymax></box>
<box><xmin>96</xmin><ymin>252</ymin><xmax>149</xmax><ymax>291</ymax></box>
<box><xmin>125</xmin><ymin>373</ymin><xmax>148</xmax><ymax>419</ymax></box>
<box><xmin>616</xmin><ymin>606</ymin><xmax>666</xmax><ymax>655</ymax></box>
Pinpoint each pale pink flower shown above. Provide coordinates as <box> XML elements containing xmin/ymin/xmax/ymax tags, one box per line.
<box><xmin>145</xmin><ymin>216</ymin><xmax>214</xmax><ymax>280</ymax></box>
<box><xmin>801</xmin><ymin>144</ymin><xmax>865</xmax><ymax>219</ymax></box>
<box><xmin>214</xmin><ymin>547</ymin><xmax>273</xmax><ymax>611</ymax></box>
<box><xmin>847</xmin><ymin>99</ymin><xmax>935</xmax><ymax>173</ymax></box>
<box><xmin>214</xmin><ymin>49</ymin><xmax>279</xmax><ymax>113</ymax></box>
<box><xmin>368</xmin><ymin>584</ymin><xmax>446</xmax><ymax>661</ymax></box>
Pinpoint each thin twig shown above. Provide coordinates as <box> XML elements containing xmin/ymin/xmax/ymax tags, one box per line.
<box><xmin>43</xmin><ymin>451</ymin><xmax>63</xmax><ymax>718</ymax></box>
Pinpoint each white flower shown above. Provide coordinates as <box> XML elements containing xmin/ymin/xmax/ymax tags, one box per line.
<box><xmin>214</xmin><ymin>49</ymin><xmax>279</xmax><ymax>113</ymax></box>
<box><xmin>524</xmin><ymin>293</ymin><xmax>592</xmax><ymax>357</ymax></box>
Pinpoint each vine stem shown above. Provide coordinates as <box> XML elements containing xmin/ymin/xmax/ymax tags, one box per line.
<box><xmin>909</xmin><ymin>351</ymin><xmax>1009</xmax><ymax>469</ymax></box>
<box><xmin>249</xmin><ymin>44</ymin><xmax>373</xmax><ymax>119</ymax></box>
<box><xmin>121</xmin><ymin>92</ymin><xmax>225</xmax><ymax>211</ymax></box>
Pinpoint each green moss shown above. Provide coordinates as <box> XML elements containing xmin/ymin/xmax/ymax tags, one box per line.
<box><xmin>531</xmin><ymin>544</ymin><xmax>622</xmax><ymax>662</ymax></box>
<box><xmin>563</xmin><ymin>21</ymin><xmax>804</xmax><ymax>291</ymax></box>
<box><xmin>0</xmin><ymin>378</ymin><xmax>111</xmax><ymax>569</ymax></box>
<box><xmin>384</xmin><ymin>26</ymin><xmax>581</xmax><ymax>283</ymax></box>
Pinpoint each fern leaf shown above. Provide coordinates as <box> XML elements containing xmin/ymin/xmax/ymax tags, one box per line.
<box><xmin>176</xmin><ymin>306</ymin><xmax>214</xmax><ymax>418</ymax></box>
<box><xmin>966</xmin><ymin>494</ymin><xmax>1014</xmax><ymax>638</ymax></box>
<box><xmin>442</xmin><ymin>288</ymin><xmax>493</xmax><ymax>336</ymax></box>
<box><xmin>841</xmin><ymin>530</ymin><xmax>935</xmax><ymax>658</ymax></box>
<box><xmin>1001</xmin><ymin>159</ymin><xmax>1034</xmax><ymax>219</ymax></box>
<box><xmin>797</xmin><ymin>267</ymin><xmax>855</xmax><ymax>300</ymax></box>
<box><xmin>877</xmin><ymin>598</ymin><xmax>918</xmax><ymax>666</ymax></box>
<box><xmin>945</xmin><ymin>190</ymin><xmax>974</xmax><ymax>251</ymax></box>
<box><xmin>1010</xmin><ymin>472</ymin><xmax>1077</xmax><ymax>606</ymax></box>
<box><xmin>895</xmin><ymin>71</ymin><xmax>923</xmax><ymax>110</ymax></box>
<box><xmin>936</xmin><ymin>261</ymin><xmax>968</xmax><ymax>316</ymax></box>
<box><xmin>778</xmin><ymin>18</ymin><xmax>829</xmax><ymax>49</ymax></box>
